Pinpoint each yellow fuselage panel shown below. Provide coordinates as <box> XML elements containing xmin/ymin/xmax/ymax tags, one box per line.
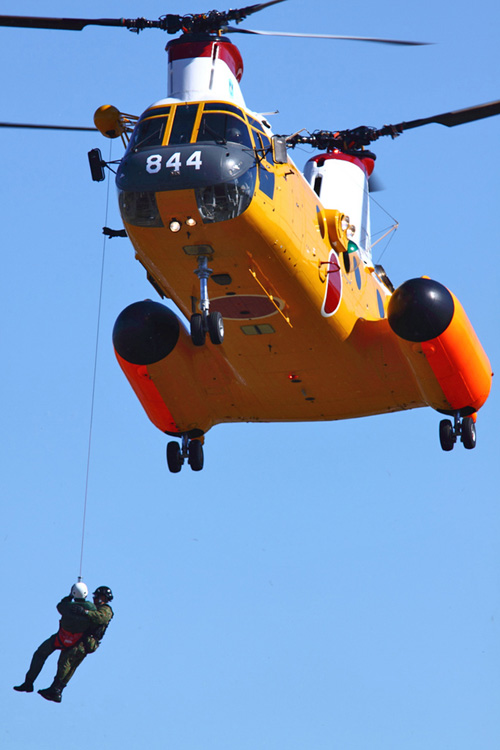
<box><xmin>122</xmin><ymin>169</ymin><xmax>432</xmax><ymax>428</ymax></box>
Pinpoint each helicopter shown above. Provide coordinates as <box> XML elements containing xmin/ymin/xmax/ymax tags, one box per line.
<box><xmin>1</xmin><ymin>2</ymin><xmax>497</xmax><ymax>473</ymax></box>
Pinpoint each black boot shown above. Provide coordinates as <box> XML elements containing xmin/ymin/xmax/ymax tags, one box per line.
<box><xmin>38</xmin><ymin>679</ymin><xmax>64</xmax><ymax>704</ymax></box>
<box><xmin>13</xmin><ymin>680</ymin><xmax>34</xmax><ymax>693</ymax></box>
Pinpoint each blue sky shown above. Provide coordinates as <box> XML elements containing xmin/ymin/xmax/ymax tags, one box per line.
<box><xmin>1</xmin><ymin>1</ymin><xmax>499</xmax><ymax>748</ymax></box>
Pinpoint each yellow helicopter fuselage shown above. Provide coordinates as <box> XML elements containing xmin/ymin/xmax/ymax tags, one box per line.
<box><xmin>101</xmin><ymin>36</ymin><xmax>491</xmax><ymax>461</ymax></box>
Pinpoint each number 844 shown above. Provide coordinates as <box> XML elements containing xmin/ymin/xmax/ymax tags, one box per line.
<box><xmin>146</xmin><ymin>151</ymin><xmax>203</xmax><ymax>174</ymax></box>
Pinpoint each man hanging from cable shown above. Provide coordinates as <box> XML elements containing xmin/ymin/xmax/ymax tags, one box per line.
<box><xmin>13</xmin><ymin>581</ymin><xmax>96</xmax><ymax>696</ymax></box>
<box><xmin>37</xmin><ymin>586</ymin><xmax>114</xmax><ymax>703</ymax></box>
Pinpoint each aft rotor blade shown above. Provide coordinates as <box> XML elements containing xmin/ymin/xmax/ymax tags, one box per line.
<box><xmin>0</xmin><ymin>15</ymin><xmax>135</xmax><ymax>31</ymax></box>
<box><xmin>231</xmin><ymin>0</ymin><xmax>287</xmax><ymax>19</ymax></box>
<box><xmin>0</xmin><ymin>122</ymin><xmax>97</xmax><ymax>132</ymax></box>
<box><xmin>223</xmin><ymin>26</ymin><xmax>429</xmax><ymax>45</ymax></box>
<box><xmin>391</xmin><ymin>99</ymin><xmax>500</xmax><ymax>131</ymax></box>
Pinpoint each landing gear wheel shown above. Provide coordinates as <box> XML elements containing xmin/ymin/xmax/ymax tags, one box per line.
<box><xmin>439</xmin><ymin>419</ymin><xmax>455</xmax><ymax>451</ymax></box>
<box><xmin>190</xmin><ymin>313</ymin><xmax>205</xmax><ymax>346</ymax></box>
<box><xmin>188</xmin><ymin>439</ymin><xmax>204</xmax><ymax>471</ymax></box>
<box><xmin>461</xmin><ymin>417</ymin><xmax>477</xmax><ymax>450</ymax></box>
<box><xmin>208</xmin><ymin>311</ymin><xmax>224</xmax><ymax>345</ymax></box>
<box><xmin>166</xmin><ymin>441</ymin><xmax>183</xmax><ymax>473</ymax></box>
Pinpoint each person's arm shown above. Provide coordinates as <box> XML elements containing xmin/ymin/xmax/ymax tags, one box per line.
<box><xmin>84</xmin><ymin>606</ymin><xmax>112</xmax><ymax>625</ymax></box>
<box><xmin>56</xmin><ymin>595</ymin><xmax>73</xmax><ymax>615</ymax></box>
<box><xmin>70</xmin><ymin>604</ymin><xmax>112</xmax><ymax>625</ymax></box>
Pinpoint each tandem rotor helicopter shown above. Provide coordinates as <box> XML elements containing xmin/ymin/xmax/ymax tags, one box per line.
<box><xmin>1</xmin><ymin>1</ymin><xmax>498</xmax><ymax>473</ymax></box>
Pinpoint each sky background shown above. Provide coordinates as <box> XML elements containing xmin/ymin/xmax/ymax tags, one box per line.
<box><xmin>1</xmin><ymin>1</ymin><xmax>499</xmax><ymax>748</ymax></box>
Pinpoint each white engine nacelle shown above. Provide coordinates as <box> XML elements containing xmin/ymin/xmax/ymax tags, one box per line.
<box><xmin>304</xmin><ymin>152</ymin><xmax>374</xmax><ymax>265</ymax></box>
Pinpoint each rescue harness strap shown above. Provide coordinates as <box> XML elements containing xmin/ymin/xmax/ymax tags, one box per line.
<box><xmin>55</xmin><ymin>627</ymin><xmax>84</xmax><ymax>650</ymax></box>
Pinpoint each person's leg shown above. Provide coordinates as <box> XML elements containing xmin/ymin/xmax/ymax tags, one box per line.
<box><xmin>14</xmin><ymin>635</ymin><xmax>57</xmax><ymax>692</ymax></box>
<box><xmin>38</xmin><ymin>642</ymin><xmax>88</xmax><ymax>703</ymax></box>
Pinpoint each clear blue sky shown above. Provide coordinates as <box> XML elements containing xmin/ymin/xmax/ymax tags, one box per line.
<box><xmin>1</xmin><ymin>1</ymin><xmax>499</xmax><ymax>748</ymax></box>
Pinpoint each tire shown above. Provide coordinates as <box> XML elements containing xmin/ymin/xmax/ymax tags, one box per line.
<box><xmin>190</xmin><ymin>313</ymin><xmax>205</xmax><ymax>346</ymax></box>
<box><xmin>439</xmin><ymin>419</ymin><xmax>455</xmax><ymax>451</ymax></box>
<box><xmin>188</xmin><ymin>439</ymin><xmax>204</xmax><ymax>471</ymax></box>
<box><xmin>166</xmin><ymin>441</ymin><xmax>183</xmax><ymax>473</ymax></box>
<box><xmin>461</xmin><ymin>417</ymin><xmax>477</xmax><ymax>450</ymax></box>
<box><xmin>208</xmin><ymin>311</ymin><xmax>224</xmax><ymax>345</ymax></box>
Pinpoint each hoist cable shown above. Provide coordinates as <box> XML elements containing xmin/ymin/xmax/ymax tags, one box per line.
<box><xmin>78</xmin><ymin>141</ymin><xmax>113</xmax><ymax>580</ymax></box>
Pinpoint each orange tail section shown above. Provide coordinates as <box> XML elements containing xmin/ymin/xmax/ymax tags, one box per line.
<box><xmin>421</xmin><ymin>292</ymin><xmax>492</xmax><ymax>414</ymax></box>
<box><xmin>388</xmin><ymin>277</ymin><xmax>492</xmax><ymax>415</ymax></box>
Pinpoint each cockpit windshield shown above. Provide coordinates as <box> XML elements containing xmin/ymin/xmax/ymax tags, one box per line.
<box><xmin>196</xmin><ymin>113</ymin><xmax>253</xmax><ymax>149</ymax></box>
<box><xmin>169</xmin><ymin>104</ymin><xmax>199</xmax><ymax>145</ymax></box>
<box><xmin>128</xmin><ymin>102</ymin><xmax>255</xmax><ymax>151</ymax></box>
<box><xmin>127</xmin><ymin>107</ymin><xmax>171</xmax><ymax>152</ymax></box>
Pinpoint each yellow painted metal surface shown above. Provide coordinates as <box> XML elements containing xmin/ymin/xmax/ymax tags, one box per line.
<box><xmin>121</xmin><ymin>164</ymin><xmax>441</xmax><ymax>432</ymax></box>
<box><xmin>114</xmin><ymin>99</ymin><xmax>491</xmax><ymax>436</ymax></box>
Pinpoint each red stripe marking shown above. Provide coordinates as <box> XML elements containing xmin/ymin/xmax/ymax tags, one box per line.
<box><xmin>167</xmin><ymin>39</ymin><xmax>244</xmax><ymax>82</ymax></box>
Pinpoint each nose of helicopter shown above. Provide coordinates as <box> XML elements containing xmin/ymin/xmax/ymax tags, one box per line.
<box><xmin>116</xmin><ymin>142</ymin><xmax>256</xmax><ymax>193</ymax></box>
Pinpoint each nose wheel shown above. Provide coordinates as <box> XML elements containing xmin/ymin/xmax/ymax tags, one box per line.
<box><xmin>167</xmin><ymin>434</ymin><xmax>204</xmax><ymax>473</ymax></box>
<box><xmin>190</xmin><ymin>255</ymin><xmax>224</xmax><ymax>346</ymax></box>
<box><xmin>439</xmin><ymin>413</ymin><xmax>476</xmax><ymax>451</ymax></box>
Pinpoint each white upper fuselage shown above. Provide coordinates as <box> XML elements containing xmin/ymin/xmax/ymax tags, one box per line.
<box><xmin>165</xmin><ymin>36</ymin><xmax>246</xmax><ymax>107</ymax></box>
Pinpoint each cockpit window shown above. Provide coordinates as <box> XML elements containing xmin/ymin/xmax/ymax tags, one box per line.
<box><xmin>248</xmin><ymin>116</ymin><xmax>266</xmax><ymax>134</ymax></box>
<box><xmin>196</xmin><ymin>113</ymin><xmax>253</xmax><ymax>149</ymax></box>
<box><xmin>128</xmin><ymin>111</ymin><xmax>170</xmax><ymax>152</ymax></box>
<box><xmin>169</xmin><ymin>104</ymin><xmax>199</xmax><ymax>145</ymax></box>
<box><xmin>204</xmin><ymin>102</ymin><xmax>245</xmax><ymax>117</ymax></box>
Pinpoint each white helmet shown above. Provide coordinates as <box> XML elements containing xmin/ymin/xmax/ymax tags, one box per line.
<box><xmin>71</xmin><ymin>581</ymin><xmax>88</xmax><ymax>600</ymax></box>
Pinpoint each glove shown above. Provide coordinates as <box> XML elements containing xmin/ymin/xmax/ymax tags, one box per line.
<box><xmin>70</xmin><ymin>604</ymin><xmax>88</xmax><ymax>617</ymax></box>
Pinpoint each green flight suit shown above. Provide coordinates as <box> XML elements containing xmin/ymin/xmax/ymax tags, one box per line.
<box><xmin>56</xmin><ymin>602</ymin><xmax>114</xmax><ymax>686</ymax></box>
<box><xmin>24</xmin><ymin>596</ymin><xmax>96</xmax><ymax>685</ymax></box>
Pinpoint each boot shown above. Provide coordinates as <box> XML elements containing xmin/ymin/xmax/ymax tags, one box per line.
<box><xmin>13</xmin><ymin>680</ymin><xmax>34</xmax><ymax>693</ymax></box>
<box><xmin>38</xmin><ymin>678</ymin><xmax>64</xmax><ymax>704</ymax></box>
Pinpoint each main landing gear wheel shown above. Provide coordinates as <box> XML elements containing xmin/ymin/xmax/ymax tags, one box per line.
<box><xmin>190</xmin><ymin>313</ymin><xmax>206</xmax><ymax>346</ymax></box>
<box><xmin>166</xmin><ymin>441</ymin><xmax>183</xmax><ymax>473</ymax></box>
<box><xmin>439</xmin><ymin>419</ymin><xmax>456</xmax><ymax>451</ymax></box>
<box><xmin>188</xmin><ymin>439</ymin><xmax>204</xmax><ymax>471</ymax></box>
<box><xmin>190</xmin><ymin>311</ymin><xmax>224</xmax><ymax>346</ymax></box>
<box><xmin>208</xmin><ymin>310</ymin><xmax>224</xmax><ymax>345</ymax></box>
<box><xmin>166</xmin><ymin>435</ymin><xmax>205</xmax><ymax>473</ymax></box>
<box><xmin>439</xmin><ymin>413</ymin><xmax>477</xmax><ymax>452</ymax></box>
<box><xmin>461</xmin><ymin>416</ymin><xmax>476</xmax><ymax>450</ymax></box>
<box><xmin>190</xmin><ymin>254</ymin><xmax>224</xmax><ymax>347</ymax></box>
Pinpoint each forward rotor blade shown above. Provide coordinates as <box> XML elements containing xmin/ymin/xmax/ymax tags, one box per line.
<box><xmin>391</xmin><ymin>99</ymin><xmax>500</xmax><ymax>132</ymax></box>
<box><xmin>0</xmin><ymin>122</ymin><xmax>97</xmax><ymax>132</ymax></box>
<box><xmin>223</xmin><ymin>26</ymin><xmax>429</xmax><ymax>45</ymax></box>
<box><xmin>0</xmin><ymin>15</ymin><xmax>134</xmax><ymax>31</ymax></box>
<box><xmin>0</xmin><ymin>5</ymin><xmax>288</xmax><ymax>32</ymax></box>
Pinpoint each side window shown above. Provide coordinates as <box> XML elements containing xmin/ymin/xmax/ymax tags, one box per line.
<box><xmin>169</xmin><ymin>104</ymin><xmax>199</xmax><ymax>145</ymax></box>
<box><xmin>253</xmin><ymin>131</ymin><xmax>273</xmax><ymax>163</ymax></box>
<box><xmin>260</xmin><ymin>133</ymin><xmax>273</xmax><ymax>164</ymax></box>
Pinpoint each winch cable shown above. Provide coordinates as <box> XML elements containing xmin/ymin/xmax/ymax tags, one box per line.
<box><xmin>78</xmin><ymin>141</ymin><xmax>113</xmax><ymax>581</ymax></box>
